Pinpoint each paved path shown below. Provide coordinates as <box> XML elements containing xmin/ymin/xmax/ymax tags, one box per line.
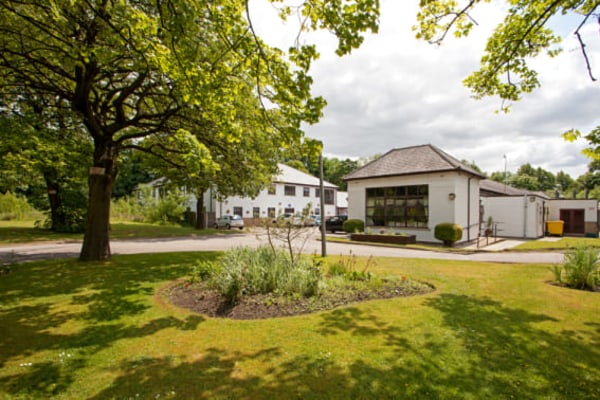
<box><xmin>0</xmin><ymin>231</ymin><xmax>564</xmax><ymax>264</ymax></box>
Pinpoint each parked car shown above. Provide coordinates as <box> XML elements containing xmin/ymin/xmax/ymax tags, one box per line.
<box><xmin>306</xmin><ymin>215</ymin><xmax>321</xmax><ymax>227</ymax></box>
<box><xmin>272</xmin><ymin>213</ymin><xmax>294</xmax><ymax>224</ymax></box>
<box><xmin>214</xmin><ymin>214</ymin><xmax>244</xmax><ymax>230</ymax></box>
<box><xmin>325</xmin><ymin>215</ymin><xmax>348</xmax><ymax>233</ymax></box>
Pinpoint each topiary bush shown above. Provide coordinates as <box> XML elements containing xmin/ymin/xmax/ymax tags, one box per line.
<box><xmin>434</xmin><ymin>222</ymin><xmax>462</xmax><ymax>247</ymax></box>
<box><xmin>343</xmin><ymin>219</ymin><xmax>365</xmax><ymax>233</ymax></box>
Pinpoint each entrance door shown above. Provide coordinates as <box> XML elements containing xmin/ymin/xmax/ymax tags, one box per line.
<box><xmin>560</xmin><ymin>209</ymin><xmax>585</xmax><ymax>235</ymax></box>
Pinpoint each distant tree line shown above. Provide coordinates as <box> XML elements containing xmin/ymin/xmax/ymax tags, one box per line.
<box><xmin>466</xmin><ymin>159</ymin><xmax>600</xmax><ymax>200</ymax></box>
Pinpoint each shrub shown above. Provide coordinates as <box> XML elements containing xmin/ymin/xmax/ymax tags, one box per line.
<box><xmin>36</xmin><ymin>189</ymin><xmax>88</xmax><ymax>233</ymax></box>
<box><xmin>143</xmin><ymin>189</ymin><xmax>187</xmax><ymax>225</ymax></box>
<box><xmin>552</xmin><ymin>245</ymin><xmax>599</xmax><ymax>290</ymax></box>
<box><xmin>434</xmin><ymin>223</ymin><xmax>463</xmax><ymax>247</ymax></box>
<box><xmin>189</xmin><ymin>260</ymin><xmax>218</xmax><ymax>283</ymax></box>
<box><xmin>0</xmin><ymin>192</ymin><xmax>38</xmax><ymax>220</ymax></box>
<box><xmin>210</xmin><ymin>246</ymin><xmax>322</xmax><ymax>303</ymax></box>
<box><xmin>111</xmin><ymin>196</ymin><xmax>145</xmax><ymax>221</ymax></box>
<box><xmin>326</xmin><ymin>253</ymin><xmax>375</xmax><ymax>281</ymax></box>
<box><xmin>343</xmin><ymin>219</ymin><xmax>364</xmax><ymax>233</ymax></box>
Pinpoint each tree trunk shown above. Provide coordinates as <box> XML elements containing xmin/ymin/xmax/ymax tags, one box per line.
<box><xmin>79</xmin><ymin>141</ymin><xmax>118</xmax><ymax>261</ymax></box>
<box><xmin>195</xmin><ymin>193</ymin><xmax>205</xmax><ymax>229</ymax></box>
<box><xmin>43</xmin><ymin>169</ymin><xmax>64</xmax><ymax>231</ymax></box>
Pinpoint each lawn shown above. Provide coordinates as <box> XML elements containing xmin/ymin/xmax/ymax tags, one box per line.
<box><xmin>0</xmin><ymin>220</ymin><xmax>225</xmax><ymax>245</ymax></box>
<box><xmin>1</xmin><ymin>252</ymin><xmax>598</xmax><ymax>399</ymax></box>
<box><xmin>514</xmin><ymin>237</ymin><xmax>600</xmax><ymax>251</ymax></box>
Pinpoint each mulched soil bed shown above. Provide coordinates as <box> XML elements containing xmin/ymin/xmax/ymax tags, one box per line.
<box><xmin>164</xmin><ymin>280</ymin><xmax>435</xmax><ymax>320</ymax></box>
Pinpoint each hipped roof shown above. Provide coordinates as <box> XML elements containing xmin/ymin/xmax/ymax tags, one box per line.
<box><xmin>344</xmin><ymin>144</ymin><xmax>486</xmax><ymax>181</ymax></box>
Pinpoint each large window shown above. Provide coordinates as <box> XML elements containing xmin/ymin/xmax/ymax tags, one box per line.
<box><xmin>233</xmin><ymin>207</ymin><xmax>243</xmax><ymax>217</ymax></box>
<box><xmin>365</xmin><ymin>185</ymin><xmax>428</xmax><ymax>228</ymax></box>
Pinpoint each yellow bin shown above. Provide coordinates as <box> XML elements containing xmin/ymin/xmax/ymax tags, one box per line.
<box><xmin>546</xmin><ymin>220</ymin><xmax>564</xmax><ymax>236</ymax></box>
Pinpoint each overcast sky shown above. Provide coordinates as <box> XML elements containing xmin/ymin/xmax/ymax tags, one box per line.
<box><xmin>251</xmin><ymin>1</ymin><xmax>600</xmax><ymax>178</ymax></box>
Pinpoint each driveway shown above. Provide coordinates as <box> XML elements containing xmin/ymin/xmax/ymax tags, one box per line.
<box><xmin>0</xmin><ymin>230</ymin><xmax>564</xmax><ymax>264</ymax></box>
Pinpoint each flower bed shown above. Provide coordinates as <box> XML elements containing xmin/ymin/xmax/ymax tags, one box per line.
<box><xmin>350</xmin><ymin>233</ymin><xmax>416</xmax><ymax>245</ymax></box>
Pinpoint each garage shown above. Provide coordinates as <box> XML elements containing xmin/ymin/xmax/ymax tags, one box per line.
<box><xmin>559</xmin><ymin>209</ymin><xmax>585</xmax><ymax>235</ymax></box>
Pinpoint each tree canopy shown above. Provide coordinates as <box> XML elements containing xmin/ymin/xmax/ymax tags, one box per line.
<box><xmin>416</xmin><ymin>1</ymin><xmax>599</xmax><ymax>167</ymax></box>
<box><xmin>0</xmin><ymin>0</ymin><xmax>379</xmax><ymax>260</ymax></box>
<box><xmin>415</xmin><ymin>0</ymin><xmax>598</xmax><ymax>106</ymax></box>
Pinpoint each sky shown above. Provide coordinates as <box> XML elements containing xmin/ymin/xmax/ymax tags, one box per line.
<box><xmin>251</xmin><ymin>1</ymin><xmax>600</xmax><ymax>178</ymax></box>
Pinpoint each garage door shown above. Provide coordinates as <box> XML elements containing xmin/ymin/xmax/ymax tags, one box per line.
<box><xmin>559</xmin><ymin>209</ymin><xmax>585</xmax><ymax>235</ymax></box>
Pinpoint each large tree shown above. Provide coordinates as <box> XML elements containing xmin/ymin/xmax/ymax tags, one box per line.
<box><xmin>0</xmin><ymin>94</ymin><xmax>92</xmax><ymax>231</ymax></box>
<box><xmin>0</xmin><ymin>0</ymin><xmax>379</xmax><ymax>260</ymax></box>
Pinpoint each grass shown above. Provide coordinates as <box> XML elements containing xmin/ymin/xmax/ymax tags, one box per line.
<box><xmin>514</xmin><ymin>237</ymin><xmax>600</xmax><ymax>251</ymax></box>
<box><xmin>1</xmin><ymin>252</ymin><xmax>599</xmax><ymax>399</ymax></box>
<box><xmin>0</xmin><ymin>220</ymin><xmax>232</xmax><ymax>245</ymax></box>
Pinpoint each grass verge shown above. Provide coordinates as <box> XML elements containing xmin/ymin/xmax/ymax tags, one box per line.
<box><xmin>1</xmin><ymin>252</ymin><xmax>598</xmax><ymax>399</ymax></box>
<box><xmin>513</xmin><ymin>237</ymin><xmax>600</xmax><ymax>251</ymax></box>
<box><xmin>0</xmin><ymin>220</ymin><xmax>236</xmax><ymax>245</ymax></box>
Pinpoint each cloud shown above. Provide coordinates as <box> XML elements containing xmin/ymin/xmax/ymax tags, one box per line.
<box><xmin>252</xmin><ymin>0</ymin><xmax>599</xmax><ymax>178</ymax></box>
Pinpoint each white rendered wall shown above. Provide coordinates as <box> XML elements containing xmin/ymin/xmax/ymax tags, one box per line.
<box><xmin>481</xmin><ymin>196</ymin><xmax>545</xmax><ymax>238</ymax></box>
<box><xmin>547</xmin><ymin>199</ymin><xmax>598</xmax><ymax>222</ymax></box>
<box><xmin>215</xmin><ymin>182</ymin><xmax>337</xmax><ymax>219</ymax></box>
<box><xmin>347</xmin><ymin>171</ymin><xmax>480</xmax><ymax>243</ymax></box>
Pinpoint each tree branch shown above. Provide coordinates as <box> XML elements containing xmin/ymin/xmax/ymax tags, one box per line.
<box><xmin>574</xmin><ymin>6</ymin><xmax>599</xmax><ymax>81</ymax></box>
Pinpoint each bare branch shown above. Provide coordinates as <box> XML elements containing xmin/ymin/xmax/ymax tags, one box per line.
<box><xmin>574</xmin><ymin>5</ymin><xmax>599</xmax><ymax>81</ymax></box>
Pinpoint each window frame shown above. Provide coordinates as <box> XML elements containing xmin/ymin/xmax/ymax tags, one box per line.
<box><xmin>284</xmin><ymin>185</ymin><xmax>296</xmax><ymax>196</ymax></box>
<box><xmin>365</xmin><ymin>185</ymin><xmax>428</xmax><ymax>228</ymax></box>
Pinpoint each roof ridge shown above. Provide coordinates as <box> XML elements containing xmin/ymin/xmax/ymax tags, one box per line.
<box><xmin>343</xmin><ymin>144</ymin><xmax>486</xmax><ymax>181</ymax></box>
<box><xmin>428</xmin><ymin>144</ymin><xmax>461</xmax><ymax>168</ymax></box>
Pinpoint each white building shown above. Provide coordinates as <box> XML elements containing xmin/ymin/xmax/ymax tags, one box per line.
<box><xmin>546</xmin><ymin>199</ymin><xmax>598</xmax><ymax>236</ymax></box>
<box><xmin>480</xmin><ymin>179</ymin><xmax>599</xmax><ymax>238</ymax></box>
<box><xmin>344</xmin><ymin>144</ymin><xmax>484</xmax><ymax>244</ymax></box>
<box><xmin>146</xmin><ymin>163</ymin><xmax>338</xmax><ymax>227</ymax></box>
<box><xmin>214</xmin><ymin>163</ymin><xmax>338</xmax><ymax>224</ymax></box>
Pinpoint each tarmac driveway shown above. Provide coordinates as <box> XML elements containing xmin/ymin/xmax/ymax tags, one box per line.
<box><xmin>0</xmin><ymin>230</ymin><xmax>564</xmax><ymax>265</ymax></box>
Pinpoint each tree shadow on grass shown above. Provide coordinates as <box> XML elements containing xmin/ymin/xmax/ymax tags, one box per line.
<box><xmin>310</xmin><ymin>295</ymin><xmax>600</xmax><ymax>398</ymax></box>
<box><xmin>422</xmin><ymin>294</ymin><xmax>599</xmax><ymax>396</ymax></box>
<box><xmin>0</xmin><ymin>252</ymin><xmax>212</xmax><ymax>396</ymax></box>
<box><xmin>3</xmin><ymin>255</ymin><xmax>599</xmax><ymax>398</ymax></box>
<box><xmin>88</xmin><ymin>347</ymin><xmax>281</xmax><ymax>399</ymax></box>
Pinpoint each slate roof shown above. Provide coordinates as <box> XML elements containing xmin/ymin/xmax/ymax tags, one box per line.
<box><xmin>480</xmin><ymin>179</ymin><xmax>550</xmax><ymax>199</ymax></box>
<box><xmin>343</xmin><ymin>144</ymin><xmax>486</xmax><ymax>181</ymax></box>
<box><xmin>275</xmin><ymin>163</ymin><xmax>337</xmax><ymax>188</ymax></box>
